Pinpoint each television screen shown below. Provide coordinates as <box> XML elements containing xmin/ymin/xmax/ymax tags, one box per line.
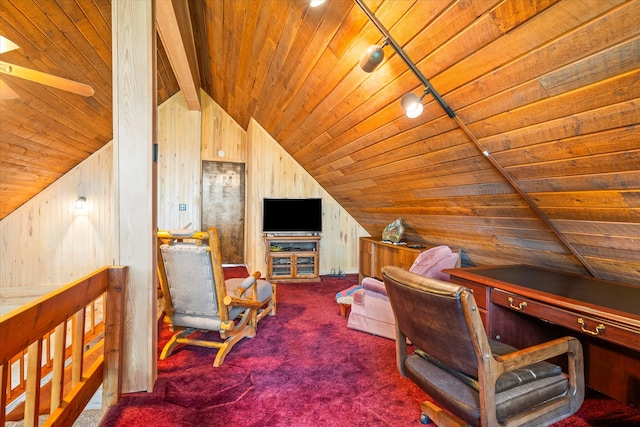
<box><xmin>263</xmin><ymin>198</ymin><xmax>322</xmax><ymax>233</ymax></box>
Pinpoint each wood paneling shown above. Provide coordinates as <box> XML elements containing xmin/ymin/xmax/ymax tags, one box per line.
<box><xmin>192</xmin><ymin>0</ymin><xmax>640</xmax><ymax>285</ymax></box>
<box><xmin>200</xmin><ymin>89</ymin><xmax>248</xmax><ymax>162</ymax></box>
<box><xmin>0</xmin><ymin>90</ymin><xmax>365</xmax><ymax>289</ymax></box>
<box><xmin>0</xmin><ymin>0</ymin><xmax>180</xmax><ymax>219</ymax></box>
<box><xmin>0</xmin><ymin>144</ymin><xmax>114</xmax><ymax>287</ymax></box>
<box><xmin>1</xmin><ymin>0</ymin><xmax>639</xmax><ymax>286</ymax></box>
<box><xmin>157</xmin><ymin>91</ymin><xmax>202</xmax><ymax>230</ymax></box>
<box><xmin>246</xmin><ymin>119</ymin><xmax>367</xmax><ymax>276</ymax></box>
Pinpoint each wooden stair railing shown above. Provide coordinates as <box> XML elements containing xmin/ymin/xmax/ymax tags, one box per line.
<box><xmin>0</xmin><ymin>266</ymin><xmax>126</xmax><ymax>427</ymax></box>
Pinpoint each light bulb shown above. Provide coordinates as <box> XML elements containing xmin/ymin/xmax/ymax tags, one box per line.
<box><xmin>401</xmin><ymin>93</ymin><xmax>424</xmax><ymax>118</ymax></box>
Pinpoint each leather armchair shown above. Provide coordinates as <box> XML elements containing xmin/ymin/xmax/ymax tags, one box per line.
<box><xmin>383</xmin><ymin>266</ymin><xmax>584</xmax><ymax>426</ymax></box>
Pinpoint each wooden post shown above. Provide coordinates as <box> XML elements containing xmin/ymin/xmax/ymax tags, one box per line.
<box><xmin>103</xmin><ymin>266</ymin><xmax>127</xmax><ymax>409</ymax></box>
<box><xmin>112</xmin><ymin>0</ymin><xmax>158</xmax><ymax>392</ymax></box>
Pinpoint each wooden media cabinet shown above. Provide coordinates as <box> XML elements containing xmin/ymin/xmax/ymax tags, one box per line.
<box><xmin>264</xmin><ymin>235</ymin><xmax>321</xmax><ymax>283</ymax></box>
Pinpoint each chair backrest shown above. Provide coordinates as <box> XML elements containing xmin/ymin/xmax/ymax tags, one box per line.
<box><xmin>157</xmin><ymin>228</ymin><xmax>230</xmax><ymax>324</ymax></box>
<box><xmin>383</xmin><ymin>266</ymin><xmax>480</xmax><ymax>378</ymax></box>
<box><xmin>409</xmin><ymin>245</ymin><xmax>459</xmax><ymax>281</ymax></box>
<box><xmin>160</xmin><ymin>243</ymin><xmax>220</xmax><ymax>318</ymax></box>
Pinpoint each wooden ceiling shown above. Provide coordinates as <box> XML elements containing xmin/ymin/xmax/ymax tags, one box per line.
<box><xmin>1</xmin><ymin>0</ymin><xmax>639</xmax><ymax>285</ymax></box>
<box><xmin>0</xmin><ymin>0</ymin><xmax>179</xmax><ymax>219</ymax></box>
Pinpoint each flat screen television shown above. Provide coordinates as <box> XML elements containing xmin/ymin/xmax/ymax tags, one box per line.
<box><xmin>262</xmin><ymin>198</ymin><xmax>322</xmax><ymax>233</ymax></box>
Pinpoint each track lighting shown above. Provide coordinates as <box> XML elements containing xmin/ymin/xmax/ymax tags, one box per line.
<box><xmin>359</xmin><ymin>42</ymin><xmax>386</xmax><ymax>73</ymax></box>
<box><xmin>354</xmin><ymin>0</ymin><xmax>456</xmax><ymax>119</ymax></box>
<box><xmin>401</xmin><ymin>91</ymin><xmax>428</xmax><ymax>118</ymax></box>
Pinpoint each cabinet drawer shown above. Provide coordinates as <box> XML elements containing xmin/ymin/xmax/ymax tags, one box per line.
<box><xmin>491</xmin><ymin>290</ymin><xmax>640</xmax><ymax>351</ymax></box>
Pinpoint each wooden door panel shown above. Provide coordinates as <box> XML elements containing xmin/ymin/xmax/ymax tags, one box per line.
<box><xmin>202</xmin><ymin>161</ymin><xmax>245</xmax><ymax>264</ymax></box>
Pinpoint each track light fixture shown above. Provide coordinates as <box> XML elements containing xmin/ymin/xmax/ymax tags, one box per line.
<box><xmin>354</xmin><ymin>0</ymin><xmax>455</xmax><ymax>119</ymax></box>
<box><xmin>359</xmin><ymin>41</ymin><xmax>387</xmax><ymax>73</ymax></box>
<box><xmin>401</xmin><ymin>89</ymin><xmax>429</xmax><ymax>118</ymax></box>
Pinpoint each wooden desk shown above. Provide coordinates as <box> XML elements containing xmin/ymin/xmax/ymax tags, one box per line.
<box><xmin>446</xmin><ymin>265</ymin><xmax>640</xmax><ymax>407</ymax></box>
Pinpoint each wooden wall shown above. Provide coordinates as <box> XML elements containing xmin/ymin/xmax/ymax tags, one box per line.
<box><xmin>157</xmin><ymin>91</ymin><xmax>202</xmax><ymax>230</ymax></box>
<box><xmin>0</xmin><ymin>144</ymin><xmax>114</xmax><ymax>287</ymax></box>
<box><xmin>246</xmin><ymin>119</ymin><xmax>367</xmax><ymax>275</ymax></box>
<box><xmin>0</xmin><ymin>89</ymin><xmax>365</xmax><ymax>290</ymax></box>
<box><xmin>199</xmin><ymin>90</ymin><xmax>367</xmax><ymax>274</ymax></box>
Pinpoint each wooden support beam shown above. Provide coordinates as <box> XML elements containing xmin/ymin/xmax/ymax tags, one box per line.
<box><xmin>112</xmin><ymin>0</ymin><xmax>158</xmax><ymax>392</ymax></box>
<box><xmin>156</xmin><ymin>0</ymin><xmax>201</xmax><ymax>110</ymax></box>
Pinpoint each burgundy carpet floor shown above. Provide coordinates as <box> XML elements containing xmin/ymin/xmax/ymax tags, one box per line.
<box><xmin>100</xmin><ymin>270</ymin><xmax>640</xmax><ymax>426</ymax></box>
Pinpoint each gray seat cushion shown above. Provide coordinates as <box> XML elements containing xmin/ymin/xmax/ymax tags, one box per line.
<box><xmin>406</xmin><ymin>340</ymin><xmax>569</xmax><ymax>426</ymax></box>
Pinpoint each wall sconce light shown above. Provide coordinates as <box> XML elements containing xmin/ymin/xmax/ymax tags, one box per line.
<box><xmin>75</xmin><ymin>196</ymin><xmax>87</xmax><ymax>210</ymax></box>
<box><xmin>359</xmin><ymin>41</ymin><xmax>387</xmax><ymax>73</ymax></box>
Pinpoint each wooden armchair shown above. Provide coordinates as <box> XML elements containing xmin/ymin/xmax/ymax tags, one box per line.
<box><xmin>156</xmin><ymin>227</ymin><xmax>275</xmax><ymax>367</ymax></box>
<box><xmin>382</xmin><ymin>266</ymin><xmax>584</xmax><ymax>426</ymax></box>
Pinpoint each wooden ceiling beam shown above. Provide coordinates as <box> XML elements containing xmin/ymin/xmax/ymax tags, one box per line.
<box><xmin>156</xmin><ymin>0</ymin><xmax>200</xmax><ymax>110</ymax></box>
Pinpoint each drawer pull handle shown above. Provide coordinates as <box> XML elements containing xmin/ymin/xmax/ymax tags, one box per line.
<box><xmin>577</xmin><ymin>318</ymin><xmax>605</xmax><ymax>336</ymax></box>
<box><xmin>508</xmin><ymin>297</ymin><xmax>527</xmax><ymax>311</ymax></box>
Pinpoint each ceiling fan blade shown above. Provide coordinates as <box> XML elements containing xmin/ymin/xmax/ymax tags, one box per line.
<box><xmin>0</xmin><ymin>61</ymin><xmax>94</xmax><ymax>97</ymax></box>
<box><xmin>0</xmin><ymin>36</ymin><xmax>19</xmax><ymax>54</ymax></box>
<box><xmin>0</xmin><ymin>78</ymin><xmax>19</xmax><ymax>99</ymax></box>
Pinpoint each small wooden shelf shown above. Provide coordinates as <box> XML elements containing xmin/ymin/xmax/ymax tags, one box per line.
<box><xmin>264</xmin><ymin>235</ymin><xmax>321</xmax><ymax>283</ymax></box>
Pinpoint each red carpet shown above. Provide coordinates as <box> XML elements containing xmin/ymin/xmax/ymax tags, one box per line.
<box><xmin>100</xmin><ymin>270</ymin><xmax>640</xmax><ymax>426</ymax></box>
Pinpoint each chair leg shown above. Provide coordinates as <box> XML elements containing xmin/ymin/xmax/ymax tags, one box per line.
<box><xmin>213</xmin><ymin>325</ymin><xmax>256</xmax><ymax>367</ymax></box>
<box><xmin>256</xmin><ymin>285</ymin><xmax>277</xmax><ymax>324</ymax></box>
<box><xmin>419</xmin><ymin>401</ymin><xmax>469</xmax><ymax>427</ymax></box>
<box><xmin>160</xmin><ymin>328</ymin><xmax>194</xmax><ymax>360</ymax></box>
<box><xmin>161</xmin><ymin>324</ymin><xmax>257</xmax><ymax>367</ymax></box>
<box><xmin>270</xmin><ymin>284</ymin><xmax>276</xmax><ymax>315</ymax></box>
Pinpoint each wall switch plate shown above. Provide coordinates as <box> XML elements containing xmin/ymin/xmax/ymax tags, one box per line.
<box><xmin>179</xmin><ymin>204</ymin><xmax>186</xmax><ymax>211</ymax></box>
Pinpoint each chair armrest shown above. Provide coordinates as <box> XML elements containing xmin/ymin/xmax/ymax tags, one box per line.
<box><xmin>223</xmin><ymin>295</ymin><xmax>265</xmax><ymax>309</ymax></box>
<box><xmin>496</xmin><ymin>336</ymin><xmax>584</xmax><ymax>414</ymax></box>
<box><xmin>496</xmin><ymin>336</ymin><xmax>582</xmax><ymax>372</ymax></box>
<box><xmin>233</xmin><ymin>271</ymin><xmax>261</xmax><ymax>297</ymax></box>
<box><xmin>362</xmin><ymin>277</ymin><xmax>387</xmax><ymax>296</ymax></box>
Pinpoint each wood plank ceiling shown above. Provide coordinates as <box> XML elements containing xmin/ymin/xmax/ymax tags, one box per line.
<box><xmin>0</xmin><ymin>0</ymin><xmax>179</xmax><ymax>220</ymax></box>
<box><xmin>1</xmin><ymin>0</ymin><xmax>639</xmax><ymax>285</ymax></box>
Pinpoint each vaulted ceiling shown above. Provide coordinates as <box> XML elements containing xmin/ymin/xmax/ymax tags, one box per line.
<box><xmin>1</xmin><ymin>0</ymin><xmax>639</xmax><ymax>284</ymax></box>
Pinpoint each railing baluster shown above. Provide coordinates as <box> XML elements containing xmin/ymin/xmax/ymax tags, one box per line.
<box><xmin>72</xmin><ymin>309</ymin><xmax>86</xmax><ymax>387</ymax></box>
<box><xmin>24</xmin><ymin>339</ymin><xmax>43</xmax><ymax>427</ymax></box>
<box><xmin>50</xmin><ymin>321</ymin><xmax>68</xmax><ymax>410</ymax></box>
<box><xmin>1</xmin><ymin>266</ymin><xmax>126</xmax><ymax>426</ymax></box>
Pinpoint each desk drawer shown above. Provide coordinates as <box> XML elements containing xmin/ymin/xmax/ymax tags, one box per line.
<box><xmin>491</xmin><ymin>289</ymin><xmax>640</xmax><ymax>351</ymax></box>
<box><xmin>449</xmin><ymin>277</ymin><xmax>488</xmax><ymax>310</ymax></box>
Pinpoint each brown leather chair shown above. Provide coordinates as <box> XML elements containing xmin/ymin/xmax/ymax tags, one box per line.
<box><xmin>382</xmin><ymin>266</ymin><xmax>584</xmax><ymax>426</ymax></box>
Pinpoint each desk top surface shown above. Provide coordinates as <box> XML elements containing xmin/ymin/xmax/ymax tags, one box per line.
<box><xmin>447</xmin><ymin>265</ymin><xmax>640</xmax><ymax>317</ymax></box>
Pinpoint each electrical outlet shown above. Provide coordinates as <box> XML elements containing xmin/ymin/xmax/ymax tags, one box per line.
<box><xmin>179</xmin><ymin>204</ymin><xmax>186</xmax><ymax>211</ymax></box>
